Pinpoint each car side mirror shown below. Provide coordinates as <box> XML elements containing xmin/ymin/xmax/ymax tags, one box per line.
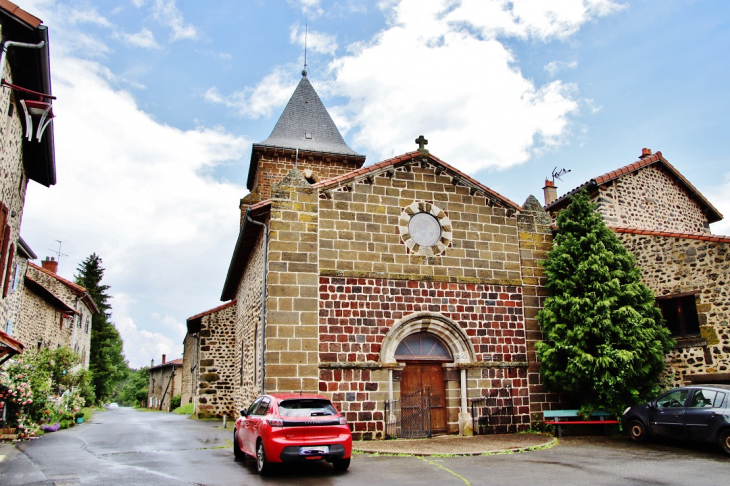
<box><xmin>240</xmin><ymin>409</ymin><xmax>247</xmax><ymax>417</ymax></box>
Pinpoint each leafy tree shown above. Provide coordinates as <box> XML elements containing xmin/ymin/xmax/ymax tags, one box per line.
<box><xmin>116</xmin><ymin>367</ymin><xmax>149</xmax><ymax>407</ymax></box>
<box><xmin>536</xmin><ymin>190</ymin><xmax>674</xmax><ymax>414</ymax></box>
<box><xmin>75</xmin><ymin>254</ymin><xmax>128</xmax><ymax>403</ymax></box>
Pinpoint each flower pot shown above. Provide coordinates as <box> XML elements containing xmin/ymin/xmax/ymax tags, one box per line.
<box><xmin>76</xmin><ymin>417</ymin><xmax>83</xmax><ymax>424</ymax></box>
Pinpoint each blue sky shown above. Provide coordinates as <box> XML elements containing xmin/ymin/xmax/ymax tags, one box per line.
<box><xmin>15</xmin><ymin>0</ymin><xmax>730</xmax><ymax>367</ymax></box>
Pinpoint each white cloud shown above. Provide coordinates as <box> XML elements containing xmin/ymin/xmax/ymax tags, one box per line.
<box><xmin>150</xmin><ymin>0</ymin><xmax>197</xmax><ymax>41</ymax></box>
<box><xmin>23</xmin><ymin>49</ymin><xmax>248</xmax><ymax>367</ymax></box>
<box><xmin>325</xmin><ymin>0</ymin><xmax>613</xmax><ymax>170</ymax></box>
<box><xmin>544</xmin><ymin>60</ymin><xmax>578</xmax><ymax>76</ymax></box>
<box><xmin>290</xmin><ymin>24</ymin><xmax>338</xmax><ymax>55</ymax></box>
<box><xmin>65</xmin><ymin>7</ymin><xmax>113</xmax><ymax>27</ymax></box>
<box><xmin>113</xmin><ymin>28</ymin><xmax>161</xmax><ymax>49</ymax></box>
<box><xmin>204</xmin><ymin>68</ymin><xmax>298</xmax><ymax>119</ymax></box>
<box><xmin>289</xmin><ymin>0</ymin><xmax>324</xmax><ymax>18</ymax></box>
<box><xmin>709</xmin><ymin>176</ymin><xmax>730</xmax><ymax>236</ymax></box>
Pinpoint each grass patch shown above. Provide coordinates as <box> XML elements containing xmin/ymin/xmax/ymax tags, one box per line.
<box><xmin>173</xmin><ymin>403</ymin><xmax>194</xmax><ymax>415</ymax></box>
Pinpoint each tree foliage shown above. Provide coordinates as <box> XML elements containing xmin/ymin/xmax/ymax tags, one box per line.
<box><xmin>75</xmin><ymin>254</ymin><xmax>128</xmax><ymax>403</ymax></box>
<box><xmin>535</xmin><ymin>190</ymin><xmax>674</xmax><ymax>414</ymax></box>
<box><xmin>116</xmin><ymin>367</ymin><xmax>149</xmax><ymax>407</ymax></box>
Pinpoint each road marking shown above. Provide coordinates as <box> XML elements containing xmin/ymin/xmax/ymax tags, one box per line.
<box><xmin>417</xmin><ymin>456</ymin><xmax>470</xmax><ymax>486</ymax></box>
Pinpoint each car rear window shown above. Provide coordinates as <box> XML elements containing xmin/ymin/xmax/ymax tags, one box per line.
<box><xmin>278</xmin><ymin>399</ymin><xmax>338</xmax><ymax>417</ymax></box>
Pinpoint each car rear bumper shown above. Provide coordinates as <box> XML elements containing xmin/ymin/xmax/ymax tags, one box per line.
<box><xmin>279</xmin><ymin>443</ymin><xmax>347</xmax><ymax>463</ymax></box>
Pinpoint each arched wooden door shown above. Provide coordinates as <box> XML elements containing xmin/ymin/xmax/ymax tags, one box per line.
<box><xmin>396</xmin><ymin>332</ymin><xmax>452</xmax><ymax>435</ymax></box>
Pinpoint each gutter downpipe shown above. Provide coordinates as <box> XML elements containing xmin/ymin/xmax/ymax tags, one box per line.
<box><xmin>0</xmin><ymin>39</ymin><xmax>45</xmax><ymax>80</ymax></box>
<box><xmin>245</xmin><ymin>208</ymin><xmax>268</xmax><ymax>395</ymax></box>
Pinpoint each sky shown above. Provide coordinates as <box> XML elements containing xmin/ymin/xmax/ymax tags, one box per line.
<box><xmin>13</xmin><ymin>0</ymin><xmax>730</xmax><ymax>368</ymax></box>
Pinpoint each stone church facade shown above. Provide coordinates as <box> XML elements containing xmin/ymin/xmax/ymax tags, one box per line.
<box><xmin>183</xmin><ymin>71</ymin><xmax>728</xmax><ymax>438</ymax></box>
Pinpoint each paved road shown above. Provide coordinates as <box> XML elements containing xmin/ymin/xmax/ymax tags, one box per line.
<box><xmin>1</xmin><ymin>407</ymin><xmax>728</xmax><ymax>485</ymax></box>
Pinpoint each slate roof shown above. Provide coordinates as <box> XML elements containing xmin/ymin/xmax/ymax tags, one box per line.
<box><xmin>247</xmin><ymin>73</ymin><xmax>365</xmax><ymax>190</ymax></box>
<box><xmin>544</xmin><ymin>151</ymin><xmax>723</xmax><ymax>223</ymax></box>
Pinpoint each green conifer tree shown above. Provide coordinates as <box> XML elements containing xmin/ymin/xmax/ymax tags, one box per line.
<box><xmin>75</xmin><ymin>253</ymin><xmax>129</xmax><ymax>403</ymax></box>
<box><xmin>536</xmin><ymin>190</ymin><xmax>674</xmax><ymax>413</ymax></box>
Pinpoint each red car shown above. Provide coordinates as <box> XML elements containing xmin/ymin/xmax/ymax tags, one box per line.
<box><xmin>233</xmin><ymin>393</ymin><xmax>352</xmax><ymax>474</ymax></box>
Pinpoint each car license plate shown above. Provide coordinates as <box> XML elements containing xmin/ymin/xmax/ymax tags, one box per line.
<box><xmin>300</xmin><ymin>446</ymin><xmax>329</xmax><ymax>455</ymax></box>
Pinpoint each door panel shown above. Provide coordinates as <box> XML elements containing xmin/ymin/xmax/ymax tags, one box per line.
<box><xmin>400</xmin><ymin>363</ymin><xmax>447</xmax><ymax>435</ymax></box>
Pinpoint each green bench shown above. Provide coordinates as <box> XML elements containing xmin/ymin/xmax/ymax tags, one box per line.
<box><xmin>543</xmin><ymin>409</ymin><xmax>619</xmax><ymax>438</ymax></box>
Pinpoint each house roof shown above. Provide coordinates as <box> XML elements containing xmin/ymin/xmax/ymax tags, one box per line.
<box><xmin>17</xmin><ymin>236</ymin><xmax>36</xmax><ymax>260</ymax></box>
<box><xmin>24</xmin><ymin>275</ymin><xmax>78</xmax><ymax>314</ymax></box>
<box><xmin>0</xmin><ymin>1</ymin><xmax>56</xmax><ymax>187</ymax></box>
<box><xmin>544</xmin><ymin>151</ymin><xmax>723</xmax><ymax>223</ymax></box>
<box><xmin>610</xmin><ymin>225</ymin><xmax>730</xmax><ymax>243</ymax></box>
<box><xmin>187</xmin><ymin>300</ymin><xmax>236</xmax><ymax>334</ymax></box>
<box><xmin>221</xmin><ymin>202</ymin><xmax>270</xmax><ymax>301</ymax></box>
<box><xmin>149</xmin><ymin>358</ymin><xmax>183</xmax><ymax>370</ymax></box>
<box><xmin>247</xmin><ymin>72</ymin><xmax>365</xmax><ymax>190</ymax></box>
<box><xmin>27</xmin><ymin>262</ymin><xmax>100</xmax><ymax>314</ymax></box>
<box><xmin>0</xmin><ymin>328</ymin><xmax>24</xmax><ymax>363</ymax></box>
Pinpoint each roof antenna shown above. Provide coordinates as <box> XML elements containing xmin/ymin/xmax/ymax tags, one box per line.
<box><xmin>550</xmin><ymin>167</ymin><xmax>571</xmax><ymax>182</ymax></box>
<box><xmin>302</xmin><ymin>23</ymin><xmax>308</xmax><ymax>77</ymax></box>
<box><xmin>49</xmin><ymin>240</ymin><xmax>68</xmax><ymax>263</ymax></box>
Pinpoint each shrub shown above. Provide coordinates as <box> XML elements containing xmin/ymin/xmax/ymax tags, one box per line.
<box><xmin>170</xmin><ymin>394</ymin><xmax>181</xmax><ymax>410</ymax></box>
<box><xmin>173</xmin><ymin>402</ymin><xmax>194</xmax><ymax>415</ymax></box>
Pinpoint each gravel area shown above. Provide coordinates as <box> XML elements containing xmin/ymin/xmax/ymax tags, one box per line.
<box><xmin>353</xmin><ymin>433</ymin><xmax>555</xmax><ymax>456</ymax></box>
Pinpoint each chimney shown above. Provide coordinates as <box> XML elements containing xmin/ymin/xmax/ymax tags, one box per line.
<box><xmin>41</xmin><ymin>256</ymin><xmax>58</xmax><ymax>274</ymax></box>
<box><xmin>151</xmin><ymin>359</ymin><xmax>154</xmax><ymax>367</ymax></box>
<box><xmin>543</xmin><ymin>179</ymin><xmax>558</xmax><ymax>206</ymax></box>
<box><xmin>640</xmin><ymin>148</ymin><xmax>652</xmax><ymax>159</ymax></box>
<box><xmin>162</xmin><ymin>354</ymin><xmax>166</xmax><ymax>364</ymax></box>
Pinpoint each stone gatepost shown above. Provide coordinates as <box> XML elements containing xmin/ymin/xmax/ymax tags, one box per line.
<box><xmin>265</xmin><ymin>168</ymin><xmax>320</xmax><ymax>393</ymax></box>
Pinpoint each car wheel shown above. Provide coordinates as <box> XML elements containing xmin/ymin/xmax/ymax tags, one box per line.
<box><xmin>628</xmin><ymin>420</ymin><xmax>648</xmax><ymax>443</ymax></box>
<box><xmin>719</xmin><ymin>429</ymin><xmax>730</xmax><ymax>456</ymax></box>
<box><xmin>233</xmin><ymin>432</ymin><xmax>244</xmax><ymax>461</ymax></box>
<box><xmin>332</xmin><ymin>458</ymin><xmax>350</xmax><ymax>471</ymax></box>
<box><xmin>256</xmin><ymin>440</ymin><xmax>270</xmax><ymax>475</ymax></box>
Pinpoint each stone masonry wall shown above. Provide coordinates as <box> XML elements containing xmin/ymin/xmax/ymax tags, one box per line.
<box><xmin>5</xmin><ymin>253</ymin><xmax>29</xmax><ymax>338</ymax></box>
<box><xmin>235</xmin><ymin>230</ymin><xmax>265</xmax><ymax>413</ymax></box>
<box><xmin>16</xmin><ymin>287</ymin><xmax>70</xmax><ymax>352</ymax></box>
<box><xmin>196</xmin><ymin>303</ymin><xmax>237</xmax><ymax>418</ymax></box>
<box><xmin>241</xmin><ymin>151</ymin><xmax>362</xmax><ymax>222</ymax></box>
<box><xmin>594</xmin><ymin>165</ymin><xmax>710</xmax><ymax>233</ymax></box>
<box><xmin>264</xmin><ymin>168</ymin><xmax>320</xmax><ymax>394</ymax></box>
<box><xmin>318</xmin><ymin>163</ymin><xmax>522</xmax><ymax>284</ymax></box>
<box><xmin>181</xmin><ymin>333</ymin><xmax>197</xmax><ymax>406</ymax></box>
<box><xmin>0</xmin><ymin>40</ymin><xmax>31</xmax><ymax>330</ymax></box>
<box><xmin>517</xmin><ymin>196</ymin><xmax>568</xmax><ymax>418</ymax></box>
<box><xmin>617</xmin><ymin>232</ymin><xmax>730</xmax><ymax>386</ymax></box>
<box><xmin>148</xmin><ymin>365</ymin><xmax>182</xmax><ymax>411</ymax></box>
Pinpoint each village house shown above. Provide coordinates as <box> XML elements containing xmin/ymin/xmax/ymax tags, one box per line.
<box><xmin>12</xmin><ymin>257</ymin><xmax>98</xmax><ymax>368</ymax></box>
<box><xmin>0</xmin><ymin>1</ymin><xmax>56</xmax><ymax>361</ymax></box>
<box><xmin>544</xmin><ymin>150</ymin><xmax>730</xmax><ymax>387</ymax></box>
<box><xmin>148</xmin><ymin>355</ymin><xmax>183</xmax><ymax>411</ymax></box>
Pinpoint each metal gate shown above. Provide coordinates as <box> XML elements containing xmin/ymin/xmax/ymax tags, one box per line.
<box><xmin>470</xmin><ymin>386</ymin><xmax>514</xmax><ymax>435</ymax></box>
<box><xmin>384</xmin><ymin>386</ymin><xmax>432</xmax><ymax>439</ymax></box>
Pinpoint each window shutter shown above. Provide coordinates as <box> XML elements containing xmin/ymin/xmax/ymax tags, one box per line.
<box><xmin>3</xmin><ymin>243</ymin><xmax>14</xmax><ymax>297</ymax></box>
<box><xmin>0</xmin><ymin>224</ymin><xmax>10</xmax><ymax>296</ymax></box>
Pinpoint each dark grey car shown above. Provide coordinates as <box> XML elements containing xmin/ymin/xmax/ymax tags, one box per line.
<box><xmin>622</xmin><ymin>384</ymin><xmax>730</xmax><ymax>455</ymax></box>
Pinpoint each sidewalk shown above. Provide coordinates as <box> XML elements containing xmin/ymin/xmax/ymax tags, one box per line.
<box><xmin>353</xmin><ymin>433</ymin><xmax>556</xmax><ymax>456</ymax></box>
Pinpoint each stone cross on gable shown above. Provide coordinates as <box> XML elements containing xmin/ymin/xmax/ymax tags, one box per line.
<box><xmin>415</xmin><ymin>135</ymin><xmax>429</xmax><ymax>154</ymax></box>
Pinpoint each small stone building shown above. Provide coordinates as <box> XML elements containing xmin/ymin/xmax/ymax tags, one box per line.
<box><xmin>545</xmin><ymin>149</ymin><xmax>730</xmax><ymax>387</ymax></box>
<box><xmin>182</xmin><ymin>301</ymin><xmax>236</xmax><ymax>417</ymax></box>
<box><xmin>148</xmin><ymin>355</ymin><xmax>182</xmax><ymax>411</ymax></box>
<box><xmin>14</xmin><ymin>258</ymin><xmax>98</xmax><ymax>368</ymax></box>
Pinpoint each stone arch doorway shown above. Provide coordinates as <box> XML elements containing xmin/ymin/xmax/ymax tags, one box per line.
<box><xmin>381</xmin><ymin>312</ymin><xmax>476</xmax><ymax>435</ymax></box>
<box><xmin>395</xmin><ymin>332</ymin><xmax>452</xmax><ymax>435</ymax></box>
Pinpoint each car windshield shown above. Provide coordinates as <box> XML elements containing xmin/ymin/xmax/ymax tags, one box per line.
<box><xmin>278</xmin><ymin>399</ymin><xmax>337</xmax><ymax>417</ymax></box>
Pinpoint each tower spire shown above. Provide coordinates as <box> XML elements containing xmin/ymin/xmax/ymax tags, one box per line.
<box><xmin>302</xmin><ymin>23</ymin><xmax>308</xmax><ymax>77</ymax></box>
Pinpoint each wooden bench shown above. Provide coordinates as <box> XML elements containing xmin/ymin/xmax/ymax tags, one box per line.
<box><xmin>543</xmin><ymin>409</ymin><xmax>619</xmax><ymax>438</ymax></box>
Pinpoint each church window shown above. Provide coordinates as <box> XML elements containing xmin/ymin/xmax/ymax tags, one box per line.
<box><xmin>408</xmin><ymin>212</ymin><xmax>441</xmax><ymax>247</ymax></box>
<box><xmin>656</xmin><ymin>293</ymin><xmax>700</xmax><ymax>338</ymax></box>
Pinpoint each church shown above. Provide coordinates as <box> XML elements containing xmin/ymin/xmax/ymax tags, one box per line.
<box><xmin>183</xmin><ymin>69</ymin><xmax>730</xmax><ymax>439</ymax></box>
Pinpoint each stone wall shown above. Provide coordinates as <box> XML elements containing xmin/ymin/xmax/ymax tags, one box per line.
<box><xmin>318</xmin><ymin>163</ymin><xmax>521</xmax><ymax>284</ymax></box>
<box><xmin>616</xmin><ymin>231</ymin><xmax>730</xmax><ymax>385</ymax></box>
<box><xmin>148</xmin><ymin>364</ymin><xmax>182</xmax><ymax>411</ymax></box>
<box><xmin>181</xmin><ymin>333</ymin><xmax>197</xmax><ymax>406</ymax></box>
<box><xmin>4</xmin><ymin>252</ymin><xmax>30</xmax><ymax>338</ymax></box>
<box><xmin>241</xmin><ymin>151</ymin><xmax>362</xmax><ymax>221</ymax></box>
<box><xmin>196</xmin><ymin>303</ymin><xmax>237</xmax><ymax>418</ymax></box>
<box><xmin>234</xmin><ymin>230</ymin><xmax>265</xmax><ymax>413</ymax></box>
<box><xmin>0</xmin><ymin>45</ymin><xmax>31</xmax><ymax>329</ymax></box>
<box><xmin>16</xmin><ymin>287</ymin><xmax>70</xmax><ymax>352</ymax></box>
<box><xmin>594</xmin><ymin>165</ymin><xmax>710</xmax><ymax>233</ymax></box>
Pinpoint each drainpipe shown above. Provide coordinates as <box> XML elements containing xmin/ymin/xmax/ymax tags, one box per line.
<box><xmin>245</xmin><ymin>208</ymin><xmax>268</xmax><ymax>395</ymax></box>
<box><xmin>0</xmin><ymin>39</ymin><xmax>46</xmax><ymax>81</ymax></box>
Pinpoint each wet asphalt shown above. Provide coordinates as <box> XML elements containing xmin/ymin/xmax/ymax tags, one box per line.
<box><xmin>0</xmin><ymin>406</ymin><xmax>728</xmax><ymax>485</ymax></box>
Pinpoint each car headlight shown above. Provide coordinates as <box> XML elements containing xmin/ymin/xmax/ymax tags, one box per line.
<box><xmin>622</xmin><ymin>407</ymin><xmax>631</xmax><ymax>416</ymax></box>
